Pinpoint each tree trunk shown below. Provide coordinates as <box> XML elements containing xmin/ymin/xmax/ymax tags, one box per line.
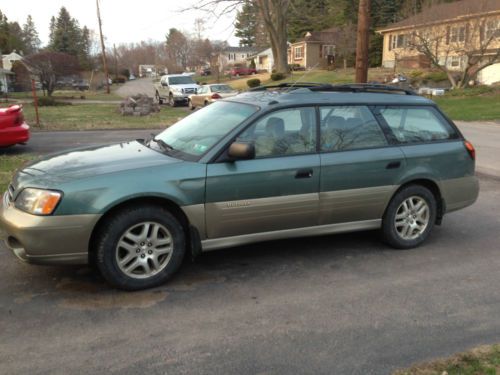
<box><xmin>256</xmin><ymin>0</ymin><xmax>290</xmax><ymax>74</ymax></box>
<box><xmin>355</xmin><ymin>0</ymin><xmax>370</xmax><ymax>83</ymax></box>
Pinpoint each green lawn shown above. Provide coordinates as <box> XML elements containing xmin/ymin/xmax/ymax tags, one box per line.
<box><xmin>435</xmin><ymin>93</ymin><xmax>500</xmax><ymax>121</ymax></box>
<box><xmin>7</xmin><ymin>89</ymin><xmax>122</xmax><ymax>101</ymax></box>
<box><xmin>20</xmin><ymin>103</ymin><xmax>188</xmax><ymax>131</ymax></box>
<box><xmin>0</xmin><ymin>154</ymin><xmax>35</xmax><ymax>192</ymax></box>
<box><xmin>394</xmin><ymin>344</ymin><xmax>500</xmax><ymax>375</ymax></box>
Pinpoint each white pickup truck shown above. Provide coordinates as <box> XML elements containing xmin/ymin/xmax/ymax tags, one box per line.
<box><xmin>154</xmin><ymin>74</ymin><xmax>199</xmax><ymax>107</ymax></box>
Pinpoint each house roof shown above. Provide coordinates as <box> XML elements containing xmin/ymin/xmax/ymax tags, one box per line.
<box><xmin>378</xmin><ymin>0</ymin><xmax>500</xmax><ymax>33</ymax></box>
<box><xmin>223</xmin><ymin>46</ymin><xmax>260</xmax><ymax>53</ymax></box>
<box><xmin>293</xmin><ymin>27</ymin><xmax>341</xmax><ymax>44</ymax></box>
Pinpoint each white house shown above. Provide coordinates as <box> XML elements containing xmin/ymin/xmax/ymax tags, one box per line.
<box><xmin>247</xmin><ymin>48</ymin><xmax>274</xmax><ymax>72</ymax></box>
<box><xmin>217</xmin><ymin>46</ymin><xmax>259</xmax><ymax>71</ymax></box>
<box><xmin>2</xmin><ymin>51</ymin><xmax>23</xmax><ymax>71</ymax></box>
<box><xmin>0</xmin><ymin>68</ymin><xmax>14</xmax><ymax>93</ymax></box>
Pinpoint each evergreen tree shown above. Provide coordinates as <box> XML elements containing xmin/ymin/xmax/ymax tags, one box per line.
<box><xmin>22</xmin><ymin>15</ymin><xmax>41</xmax><ymax>55</ymax></box>
<box><xmin>48</xmin><ymin>16</ymin><xmax>56</xmax><ymax>45</ymax></box>
<box><xmin>235</xmin><ymin>1</ymin><xmax>257</xmax><ymax>47</ymax></box>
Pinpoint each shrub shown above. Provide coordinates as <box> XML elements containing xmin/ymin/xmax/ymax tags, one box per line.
<box><xmin>247</xmin><ymin>78</ymin><xmax>261</xmax><ymax>88</ymax></box>
<box><xmin>271</xmin><ymin>72</ymin><xmax>286</xmax><ymax>81</ymax></box>
<box><xmin>423</xmin><ymin>71</ymin><xmax>448</xmax><ymax>82</ymax></box>
<box><xmin>37</xmin><ymin>96</ymin><xmax>71</xmax><ymax>106</ymax></box>
<box><xmin>249</xmin><ymin>59</ymin><xmax>256</xmax><ymax>70</ymax></box>
<box><xmin>409</xmin><ymin>70</ymin><xmax>424</xmax><ymax>78</ymax></box>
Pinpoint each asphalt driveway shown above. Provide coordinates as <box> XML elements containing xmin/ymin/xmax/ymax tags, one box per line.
<box><xmin>1</xmin><ymin>176</ymin><xmax>499</xmax><ymax>374</ymax></box>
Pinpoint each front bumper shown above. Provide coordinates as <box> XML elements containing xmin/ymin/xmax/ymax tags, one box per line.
<box><xmin>0</xmin><ymin>192</ymin><xmax>101</xmax><ymax>265</ymax></box>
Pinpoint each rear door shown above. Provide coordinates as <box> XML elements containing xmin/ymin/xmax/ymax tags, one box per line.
<box><xmin>318</xmin><ymin>105</ymin><xmax>405</xmax><ymax>225</ymax></box>
<box><xmin>205</xmin><ymin>106</ymin><xmax>320</xmax><ymax>239</ymax></box>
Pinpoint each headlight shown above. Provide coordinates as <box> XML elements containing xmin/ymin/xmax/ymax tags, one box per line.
<box><xmin>15</xmin><ymin>188</ymin><xmax>62</xmax><ymax>215</ymax></box>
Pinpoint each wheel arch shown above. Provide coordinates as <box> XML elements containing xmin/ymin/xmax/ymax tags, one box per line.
<box><xmin>387</xmin><ymin>178</ymin><xmax>444</xmax><ymax>224</ymax></box>
<box><xmin>88</xmin><ymin>196</ymin><xmax>200</xmax><ymax>265</ymax></box>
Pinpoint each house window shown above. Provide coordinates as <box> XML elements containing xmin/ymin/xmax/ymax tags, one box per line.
<box><xmin>322</xmin><ymin>45</ymin><xmax>335</xmax><ymax>56</ymax></box>
<box><xmin>396</xmin><ymin>34</ymin><xmax>407</xmax><ymax>48</ymax></box>
<box><xmin>294</xmin><ymin>46</ymin><xmax>304</xmax><ymax>60</ymax></box>
<box><xmin>450</xmin><ymin>26</ymin><xmax>466</xmax><ymax>43</ymax></box>
<box><xmin>485</xmin><ymin>20</ymin><xmax>500</xmax><ymax>40</ymax></box>
<box><xmin>448</xmin><ymin>56</ymin><xmax>464</xmax><ymax>69</ymax></box>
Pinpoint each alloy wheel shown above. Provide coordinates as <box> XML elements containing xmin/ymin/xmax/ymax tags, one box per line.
<box><xmin>394</xmin><ymin>196</ymin><xmax>430</xmax><ymax>240</ymax></box>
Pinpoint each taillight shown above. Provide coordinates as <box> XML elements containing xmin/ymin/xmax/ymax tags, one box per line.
<box><xmin>211</xmin><ymin>93</ymin><xmax>221</xmax><ymax>99</ymax></box>
<box><xmin>464</xmin><ymin>140</ymin><xmax>475</xmax><ymax>160</ymax></box>
<box><xmin>14</xmin><ymin>112</ymin><xmax>24</xmax><ymax>126</ymax></box>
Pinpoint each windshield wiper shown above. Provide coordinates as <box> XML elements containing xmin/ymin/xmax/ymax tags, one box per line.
<box><xmin>150</xmin><ymin>137</ymin><xmax>175</xmax><ymax>152</ymax></box>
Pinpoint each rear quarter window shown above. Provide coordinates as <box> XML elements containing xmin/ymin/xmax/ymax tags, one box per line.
<box><xmin>378</xmin><ymin>106</ymin><xmax>458</xmax><ymax>144</ymax></box>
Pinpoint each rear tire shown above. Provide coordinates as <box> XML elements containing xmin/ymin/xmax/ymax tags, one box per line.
<box><xmin>96</xmin><ymin>205</ymin><xmax>186</xmax><ymax>290</ymax></box>
<box><xmin>381</xmin><ymin>185</ymin><xmax>436</xmax><ymax>249</ymax></box>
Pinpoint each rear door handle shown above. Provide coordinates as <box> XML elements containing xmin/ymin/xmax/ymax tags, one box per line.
<box><xmin>386</xmin><ymin>161</ymin><xmax>401</xmax><ymax>169</ymax></box>
<box><xmin>295</xmin><ymin>169</ymin><xmax>313</xmax><ymax>179</ymax></box>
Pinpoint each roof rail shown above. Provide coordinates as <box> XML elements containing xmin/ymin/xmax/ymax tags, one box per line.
<box><xmin>312</xmin><ymin>83</ymin><xmax>417</xmax><ymax>95</ymax></box>
<box><xmin>249</xmin><ymin>82</ymin><xmax>335</xmax><ymax>92</ymax></box>
<box><xmin>249</xmin><ymin>82</ymin><xmax>416</xmax><ymax>95</ymax></box>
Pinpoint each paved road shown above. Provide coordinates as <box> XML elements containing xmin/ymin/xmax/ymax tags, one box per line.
<box><xmin>1</xmin><ymin>176</ymin><xmax>499</xmax><ymax>374</ymax></box>
<box><xmin>456</xmin><ymin>121</ymin><xmax>500</xmax><ymax>178</ymax></box>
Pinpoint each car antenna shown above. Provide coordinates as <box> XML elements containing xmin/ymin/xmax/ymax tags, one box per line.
<box><xmin>284</xmin><ymin>62</ymin><xmax>320</xmax><ymax>92</ymax></box>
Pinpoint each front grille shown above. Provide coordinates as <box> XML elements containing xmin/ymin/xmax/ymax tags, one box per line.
<box><xmin>183</xmin><ymin>88</ymin><xmax>196</xmax><ymax>94</ymax></box>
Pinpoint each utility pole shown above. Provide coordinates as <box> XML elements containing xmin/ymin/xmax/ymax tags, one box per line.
<box><xmin>96</xmin><ymin>0</ymin><xmax>110</xmax><ymax>94</ymax></box>
<box><xmin>113</xmin><ymin>43</ymin><xmax>118</xmax><ymax>78</ymax></box>
<box><xmin>355</xmin><ymin>0</ymin><xmax>370</xmax><ymax>83</ymax></box>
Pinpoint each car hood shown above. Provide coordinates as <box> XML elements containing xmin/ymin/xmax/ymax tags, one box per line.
<box><xmin>171</xmin><ymin>84</ymin><xmax>199</xmax><ymax>90</ymax></box>
<box><xmin>12</xmin><ymin>141</ymin><xmax>182</xmax><ymax>188</ymax></box>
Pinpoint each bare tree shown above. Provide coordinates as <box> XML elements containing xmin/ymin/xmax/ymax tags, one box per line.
<box><xmin>409</xmin><ymin>17</ymin><xmax>500</xmax><ymax>88</ymax></box>
<box><xmin>23</xmin><ymin>52</ymin><xmax>80</xmax><ymax>96</ymax></box>
<box><xmin>186</xmin><ymin>0</ymin><xmax>290</xmax><ymax>74</ymax></box>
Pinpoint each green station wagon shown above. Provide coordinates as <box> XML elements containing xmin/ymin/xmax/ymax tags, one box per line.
<box><xmin>0</xmin><ymin>84</ymin><xmax>479</xmax><ymax>290</ymax></box>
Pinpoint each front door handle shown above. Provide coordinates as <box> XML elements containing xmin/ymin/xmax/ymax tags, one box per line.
<box><xmin>295</xmin><ymin>169</ymin><xmax>313</xmax><ymax>179</ymax></box>
<box><xmin>386</xmin><ymin>161</ymin><xmax>401</xmax><ymax>169</ymax></box>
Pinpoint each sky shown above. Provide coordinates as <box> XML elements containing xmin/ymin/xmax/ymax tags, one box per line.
<box><xmin>0</xmin><ymin>0</ymin><xmax>240</xmax><ymax>47</ymax></box>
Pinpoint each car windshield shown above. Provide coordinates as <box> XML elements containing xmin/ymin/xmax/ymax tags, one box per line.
<box><xmin>211</xmin><ymin>84</ymin><xmax>234</xmax><ymax>93</ymax></box>
<box><xmin>168</xmin><ymin>76</ymin><xmax>195</xmax><ymax>85</ymax></box>
<box><xmin>154</xmin><ymin>101</ymin><xmax>258</xmax><ymax>160</ymax></box>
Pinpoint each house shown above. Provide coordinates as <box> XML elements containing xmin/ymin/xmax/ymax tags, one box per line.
<box><xmin>377</xmin><ymin>0</ymin><xmax>500</xmax><ymax>84</ymax></box>
<box><xmin>217</xmin><ymin>46</ymin><xmax>259</xmax><ymax>71</ymax></box>
<box><xmin>287</xmin><ymin>27</ymin><xmax>339</xmax><ymax>70</ymax></box>
<box><xmin>2</xmin><ymin>51</ymin><xmax>23</xmax><ymax>71</ymax></box>
<box><xmin>0</xmin><ymin>68</ymin><xmax>14</xmax><ymax>93</ymax></box>
<box><xmin>247</xmin><ymin>47</ymin><xmax>274</xmax><ymax>72</ymax></box>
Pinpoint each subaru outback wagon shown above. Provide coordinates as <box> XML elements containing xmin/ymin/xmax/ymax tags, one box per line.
<box><xmin>0</xmin><ymin>83</ymin><xmax>479</xmax><ymax>290</ymax></box>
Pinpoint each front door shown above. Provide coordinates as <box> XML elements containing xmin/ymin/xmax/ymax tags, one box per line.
<box><xmin>318</xmin><ymin>105</ymin><xmax>405</xmax><ymax>225</ymax></box>
<box><xmin>205</xmin><ymin>107</ymin><xmax>320</xmax><ymax>239</ymax></box>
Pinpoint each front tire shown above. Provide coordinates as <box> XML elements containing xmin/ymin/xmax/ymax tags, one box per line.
<box><xmin>381</xmin><ymin>185</ymin><xmax>436</xmax><ymax>249</ymax></box>
<box><xmin>96</xmin><ymin>205</ymin><xmax>186</xmax><ymax>290</ymax></box>
<box><xmin>188</xmin><ymin>99</ymin><xmax>195</xmax><ymax>110</ymax></box>
<box><xmin>169</xmin><ymin>94</ymin><xmax>176</xmax><ymax>107</ymax></box>
<box><xmin>155</xmin><ymin>91</ymin><xmax>163</xmax><ymax>104</ymax></box>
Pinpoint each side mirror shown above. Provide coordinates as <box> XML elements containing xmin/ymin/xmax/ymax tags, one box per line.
<box><xmin>228</xmin><ymin>142</ymin><xmax>255</xmax><ymax>161</ymax></box>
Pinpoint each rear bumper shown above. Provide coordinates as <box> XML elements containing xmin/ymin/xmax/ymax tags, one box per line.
<box><xmin>441</xmin><ymin>175</ymin><xmax>480</xmax><ymax>213</ymax></box>
<box><xmin>0</xmin><ymin>123</ymin><xmax>30</xmax><ymax>147</ymax></box>
<box><xmin>0</xmin><ymin>192</ymin><xmax>101</xmax><ymax>265</ymax></box>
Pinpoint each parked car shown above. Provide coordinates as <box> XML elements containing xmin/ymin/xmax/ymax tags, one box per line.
<box><xmin>188</xmin><ymin>84</ymin><xmax>238</xmax><ymax>110</ymax></box>
<box><xmin>129</xmin><ymin>74</ymin><xmax>136</xmax><ymax>80</ymax></box>
<box><xmin>0</xmin><ymin>105</ymin><xmax>29</xmax><ymax>147</ymax></box>
<box><xmin>230</xmin><ymin>66</ymin><xmax>257</xmax><ymax>76</ymax></box>
<box><xmin>199</xmin><ymin>67</ymin><xmax>211</xmax><ymax>76</ymax></box>
<box><xmin>0</xmin><ymin>83</ymin><xmax>479</xmax><ymax>290</ymax></box>
<box><xmin>72</xmin><ymin>80</ymin><xmax>90</xmax><ymax>91</ymax></box>
<box><xmin>153</xmin><ymin>74</ymin><xmax>199</xmax><ymax>107</ymax></box>
<box><xmin>289</xmin><ymin>63</ymin><xmax>306</xmax><ymax>71</ymax></box>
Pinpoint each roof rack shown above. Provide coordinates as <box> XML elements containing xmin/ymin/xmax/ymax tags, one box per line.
<box><xmin>249</xmin><ymin>82</ymin><xmax>334</xmax><ymax>92</ymax></box>
<box><xmin>316</xmin><ymin>83</ymin><xmax>417</xmax><ymax>95</ymax></box>
<box><xmin>249</xmin><ymin>82</ymin><xmax>416</xmax><ymax>95</ymax></box>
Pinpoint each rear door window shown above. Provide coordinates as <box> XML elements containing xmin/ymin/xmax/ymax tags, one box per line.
<box><xmin>378</xmin><ymin>106</ymin><xmax>458</xmax><ymax>143</ymax></box>
<box><xmin>320</xmin><ymin>106</ymin><xmax>388</xmax><ymax>152</ymax></box>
